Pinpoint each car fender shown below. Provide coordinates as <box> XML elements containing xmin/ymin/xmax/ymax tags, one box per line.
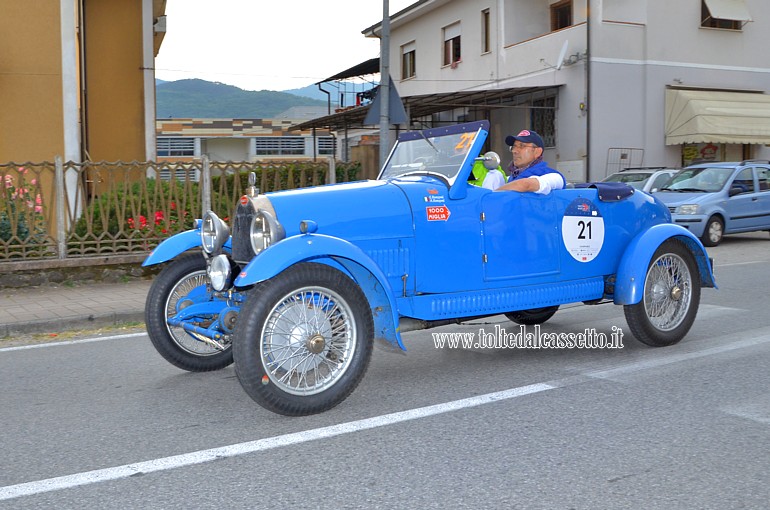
<box><xmin>614</xmin><ymin>223</ymin><xmax>717</xmax><ymax>305</ymax></box>
<box><xmin>142</xmin><ymin>229</ymin><xmax>201</xmax><ymax>267</ymax></box>
<box><xmin>235</xmin><ymin>233</ymin><xmax>406</xmax><ymax>351</ymax></box>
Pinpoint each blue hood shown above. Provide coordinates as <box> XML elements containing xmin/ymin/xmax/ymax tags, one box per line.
<box><xmin>266</xmin><ymin>180</ymin><xmax>414</xmax><ymax>240</ymax></box>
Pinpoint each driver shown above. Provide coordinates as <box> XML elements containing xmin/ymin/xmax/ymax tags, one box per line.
<box><xmin>496</xmin><ymin>130</ymin><xmax>566</xmax><ymax>194</ymax></box>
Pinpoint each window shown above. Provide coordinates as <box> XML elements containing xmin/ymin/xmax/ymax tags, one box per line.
<box><xmin>701</xmin><ymin>0</ymin><xmax>750</xmax><ymax>30</ymax></box>
<box><xmin>551</xmin><ymin>0</ymin><xmax>572</xmax><ymax>31</ymax></box>
<box><xmin>732</xmin><ymin>168</ymin><xmax>755</xmax><ymax>194</ymax></box>
<box><xmin>157</xmin><ymin>137</ymin><xmax>194</xmax><ymax>157</ymax></box>
<box><xmin>317</xmin><ymin>137</ymin><xmax>336</xmax><ymax>156</ymax></box>
<box><xmin>531</xmin><ymin>96</ymin><xmax>556</xmax><ymax>147</ymax></box>
<box><xmin>442</xmin><ymin>22</ymin><xmax>461</xmax><ymax>66</ymax></box>
<box><xmin>481</xmin><ymin>9</ymin><xmax>491</xmax><ymax>54</ymax></box>
<box><xmin>254</xmin><ymin>137</ymin><xmax>305</xmax><ymax>156</ymax></box>
<box><xmin>401</xmin><ymin>41</ymin><xmax>416</xmax><ymax>79</ymax></box>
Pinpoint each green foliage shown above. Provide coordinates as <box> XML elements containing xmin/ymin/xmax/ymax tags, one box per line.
<box><xmin>77</xmin><ymin>161</ymin><xmax>363</xmax><ymax>241</ymax></box>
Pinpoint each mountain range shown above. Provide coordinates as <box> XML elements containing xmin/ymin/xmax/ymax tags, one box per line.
<box><xmin>155</xmin><ymin>79</ymin><xmax>365</xmax><ymax>119</ymax></box>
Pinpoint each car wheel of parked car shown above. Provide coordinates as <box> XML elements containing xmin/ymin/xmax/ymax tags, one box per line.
<box><xmin>505</xmin><ymin>306</ymin><xmax>559</xmax><ymax>325</ymax></box>
<box><xmin>233</xmin><ymin>262</ymin><xmax>374</xmax><ymax>416</ymax></box>
<box><xmin>145</xmin><ymin>252</ymin><xmax>234</xmax><ymax>371</ymax></box>
<box><xmin>701</xmin><ymin>216</ymin><xmax>724</xmax><ymax>247</ymax></box>
<box><xmin>624</xmin><ymin>239</ymin><xmax>701</xmax><ymax>347</ymax></box>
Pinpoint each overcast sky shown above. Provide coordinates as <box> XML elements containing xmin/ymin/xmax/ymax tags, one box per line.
<box><xmin>154</xmin><ymin>0</ymin><xmax>415</xmax><ymax>92</ymax></box>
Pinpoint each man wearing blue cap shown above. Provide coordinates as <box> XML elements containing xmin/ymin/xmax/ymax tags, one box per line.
<box><xmin>496</xmin><ymin>129</ymin><xmax>566</xmax><ymax>194</ymax></box>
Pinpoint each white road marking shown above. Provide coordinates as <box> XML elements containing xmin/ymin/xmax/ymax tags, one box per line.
<box><xmin>0</xmin><ymin>332</ymin><xmax>145</xmax><ymax>353</ymax></box>
<box><xmin>0</xmin><ymin>382</ymin><xmax>554</xmax><ymax>501</ymax></box>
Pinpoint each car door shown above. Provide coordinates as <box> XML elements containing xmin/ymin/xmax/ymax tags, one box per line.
<box><xmin>724</xmin><ymin>167</ymin><xmax>760</xmax><ymax>232</ymax></box>
<box><xmin>480</xmin><ymin>191</ymin><xmax>560</xmax><ymax>281</ymax></box>
<box><xmin>754</xmin><ymin>166</ymin><xmax>770</xmax><ymax>229</ymax></box>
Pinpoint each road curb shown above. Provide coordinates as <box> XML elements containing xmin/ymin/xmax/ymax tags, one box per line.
<box><xmin>1</xmin><ymin>310</ymin><xmax>146</xmax><ymax>337</ymax></box>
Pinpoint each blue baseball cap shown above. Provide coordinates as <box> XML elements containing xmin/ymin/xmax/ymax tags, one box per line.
<box><xmin>506</xmin><ymin>129</ymin><xmax>544</xmax><ymax>148</ymax></box>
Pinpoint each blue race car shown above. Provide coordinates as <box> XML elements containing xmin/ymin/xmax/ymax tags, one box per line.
<box><xmin>143</xmin><ymin>120</ymin><xmax>716</xmax><ymax>416</ymax></box>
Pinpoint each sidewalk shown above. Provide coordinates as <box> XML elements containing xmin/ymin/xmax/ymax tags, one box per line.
<box><xmin>0</xmin><ymin>280</ymin><xmax>153</xmax><ymax>337</ymax></box>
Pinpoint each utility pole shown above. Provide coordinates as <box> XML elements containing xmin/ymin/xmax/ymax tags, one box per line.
<box><xmin>379</xmin><ymin>0</ymin><xmax>391</xmax><ymax>169</ymax></box>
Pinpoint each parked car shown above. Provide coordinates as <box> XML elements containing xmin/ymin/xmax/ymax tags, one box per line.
<box><xmin>602</xmin><ymin>167</ymin><xmax>678</xmax><ymax>193</ymax></box>
<box><xmin>653</xmin><ymin>161</ymin><xmax>770</xmax><ymax>246</ymax></box>
<box><xmin>143</xmin><ymin>120</ymin><xmax>716</xmax><ymax>416</ymax></box>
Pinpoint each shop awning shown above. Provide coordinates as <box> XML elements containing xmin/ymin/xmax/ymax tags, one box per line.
<box><xmin>702</xmin><ymin>0</ymin><xmax>752</xmax><ymax>23</ymax></box>
<box><xmin>664</xmin><ymin>88</ymin><xmax>770</xmax><ymax>145</ymax></box>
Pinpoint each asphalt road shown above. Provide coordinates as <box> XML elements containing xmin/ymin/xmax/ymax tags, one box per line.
<box><xmin>1</xmin><ymin>232</ymin><xmax>769</xmax><ymax>509</ymax></box>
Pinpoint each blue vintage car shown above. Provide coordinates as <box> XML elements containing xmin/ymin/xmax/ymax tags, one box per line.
<box><xmin>143</xmin><ymin>120</ymin><xmax>716</xmax><ymax>416</ymax></box>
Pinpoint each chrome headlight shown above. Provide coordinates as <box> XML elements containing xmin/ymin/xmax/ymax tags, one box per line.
<box><xmin>201</xmin><ymin>211</ymin><xmax>229</xmax><ymax>254</ymax></box>
<box><xmin>207</xmin><ymin>254</ymin><xmax>233</xmax><ymax>291</ymax></box>
<box><xmin>678</xmin><ymin>204</ymin><xmax>699</xmax><ymax>215</ymax></box>
<box><xmin>250</xmin><ymin>209</ymin><xmax>284</xmax><ymax>254</ymax></box>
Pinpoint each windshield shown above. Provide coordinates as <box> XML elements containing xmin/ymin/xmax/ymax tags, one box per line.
<box><xmin>603</xmin><ymin>172</ymin><xmax>652</xmax><ymax>189</ymax></box>
<box><xmin>660</xmin><ymin>167</ymin><xmax>732</xmax><ymax>192</ymax></box>
<box><xmin>379</xmin><ymin>121</ymin><xmax>488</xmax><ymax>184</ymax></box>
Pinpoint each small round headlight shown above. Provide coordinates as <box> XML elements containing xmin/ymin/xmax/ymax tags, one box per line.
<box><xmin>207</xmin><ymin>254</ymin><xmax>232</xmax><ymax>291</ymax></box>
<box><xmin>201</xmin><ymin>211</ymin><xmax>229</xmax><ymax>254</ymax></box>
<box><xmin>250</xmin><ymin>209</ymin><xmax>284</xmax><ymax>255</ymax></box>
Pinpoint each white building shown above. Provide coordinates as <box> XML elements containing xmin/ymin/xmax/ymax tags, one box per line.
<box><xmin>298</xmin><ymin>0</ymin><xmax>770</xmax><ymax>182</ymax></box>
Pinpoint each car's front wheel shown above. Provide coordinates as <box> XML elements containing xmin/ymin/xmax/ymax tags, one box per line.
<box><xmin>701</xmin><ymin>215</ymin><xmax>724</xmax><ymax>247</ymax></box>
<box><xmin>233</xmin><ymin>263</ymin><xmax>374</xmax><ymax>416</ymax></box>
<box><xmin>145</xmin><ymin>253</ymin><xmax>234</xmax><ymax>371</ymax></box>
<box><xmin>624</xmin><ymin>239</ymin><xmax>701</xmax><ymax>347</ymax></box>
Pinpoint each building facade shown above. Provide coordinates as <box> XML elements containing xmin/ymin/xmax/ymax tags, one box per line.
<box><xmin>348</xmin><ymin>0</ymin><xmax>770</xmax><ymax>181</ymax></box>
<box><xmin>156</xmin><ymin>118</ymin><xmax>336</xmax><ymax>164</ymax></box>
<box><xmin>0</xmin><ymin>0</ymin><xmax>166</xmax><ymax>164</ymax></box>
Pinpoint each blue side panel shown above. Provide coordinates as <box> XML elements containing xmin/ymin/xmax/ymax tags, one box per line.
<box><xmin>397</xmin><ymin>277</ymin><xmax>605</xmax><ymax>320</ymax></box>
<box><xmin>142</xmin><ymin>230</ymin><xmax>201</xmax><ymax>266</ymax></box>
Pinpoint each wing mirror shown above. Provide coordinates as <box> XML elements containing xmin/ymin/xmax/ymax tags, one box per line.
<box><xmin>477</xmin><ymin>151</ymin><xmax>501</xmax><ymax>170</ymax></box>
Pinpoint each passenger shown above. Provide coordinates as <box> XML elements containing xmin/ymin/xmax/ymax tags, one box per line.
<box><xmin>496</xmin><ymin>130</ymin><xmax>566</xmax><ymax>194</ymax></box>
<box><xmin>468</xmin><ymin>159</ymin><xmax>506</xmax><ymax>190</ymax></box>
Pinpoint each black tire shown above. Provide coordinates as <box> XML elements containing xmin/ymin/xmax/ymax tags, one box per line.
<box><xmin>505</xmin><ymin>306</ymin><xmax>559</xmax><ymax>325</ymax></box>
<box><xmin>701</xmin><ymin>216</ymin><xmax>724</xmax><ymax>247</ymax></box>
<box><xmin>233</xmin><ymin>263</ymin><xmax>374</xmax><ymax>416</ymax></box>
<box><xmin>623</xmin><ymin>239</ymin><xmax>701</xmax><ymax>347</ymax></box>
<box><xmin>145</xmin><ymin>252</ymin><xmax>234</xmax><ymax>371</ymax></box>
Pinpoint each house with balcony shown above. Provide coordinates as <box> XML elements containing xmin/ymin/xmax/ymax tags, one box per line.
<box><xmin>297</xmin><ymin>0</ymin><xmax>770</xmax><ymax>181</ymax></box>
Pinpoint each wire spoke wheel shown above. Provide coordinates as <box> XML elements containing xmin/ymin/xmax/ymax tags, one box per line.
<box><xmin>624</xmin><ymin>239</ymin><xmax>701</xmax><ymax>347</ymax></box>
<box><xmin>643</xmin><ymin>253</ymin><xmax>692</xmax><ymax>331</ymax></box>
<box><xmin>234</xmin><ymin>263</ymin><xmax>374</xmax><ymax>416</ymax></box>
<box><xmin>164</xmin><ymin>270</ymin><xmax>222</xmax><ymax>356</ymax></box>
<box><xmin>145</xmin><ymin>253</ymin><xmax>234</xmax><ymax>371</ymax></box>
<box><xmin>261</xmin><ymin>287</ymin><xmax>356</xmax><ymax>396</ymax></box>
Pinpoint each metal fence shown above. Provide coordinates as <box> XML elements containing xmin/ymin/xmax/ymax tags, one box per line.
<box><xmin>0</xmin><ymin>157</ymin><xmax>361</xmax><ymax>268</ymax></box>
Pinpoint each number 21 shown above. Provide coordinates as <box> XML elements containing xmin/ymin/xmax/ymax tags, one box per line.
<box><xmin>578</xmin><ymin>220</ymin><xmax>592</xmax><ymax>239</ymax></box>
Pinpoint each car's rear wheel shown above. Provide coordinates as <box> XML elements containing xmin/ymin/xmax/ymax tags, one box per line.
<box><xmin>624</xmin><ymin>239</ymin><xmax>700</xmax><ymax>347</ymax></box>
<box><xmin>233</xmin><ymin>263</ymin><xmax>374</xmax><ymax>416</ymax></box>
<box><xmin>701</xmin><ymin>216</ymin><xmax>724</xmax><ymax>247</ymax></box>
<box><xmin>505</xmin><ymin>306</ymin><xmax>559</xmax><ymax>325</ymax></box>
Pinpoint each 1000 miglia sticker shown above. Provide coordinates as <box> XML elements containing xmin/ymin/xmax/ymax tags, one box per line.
<box><xmin>562</xmin><ymin>198</ymin><xmax>604</xmax><ymax>262</ymax></box>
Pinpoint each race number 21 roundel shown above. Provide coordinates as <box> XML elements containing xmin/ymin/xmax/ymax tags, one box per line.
<box><xmin>562</xmin><ymin>198</ymin><xmax>604</xmax><ymax>262</ymax></box>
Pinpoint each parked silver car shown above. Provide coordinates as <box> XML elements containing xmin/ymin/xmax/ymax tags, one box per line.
<box><xmin>602</xmin><ymin>167</ymin><xmax>678</xmax><ymax>193</ymax></box>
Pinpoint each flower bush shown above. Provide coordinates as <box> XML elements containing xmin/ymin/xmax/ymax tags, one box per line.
<box><xmin>0</xmin><ymin>168</ymin><xmax>46</xmax><ymax>245</ymax></box>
